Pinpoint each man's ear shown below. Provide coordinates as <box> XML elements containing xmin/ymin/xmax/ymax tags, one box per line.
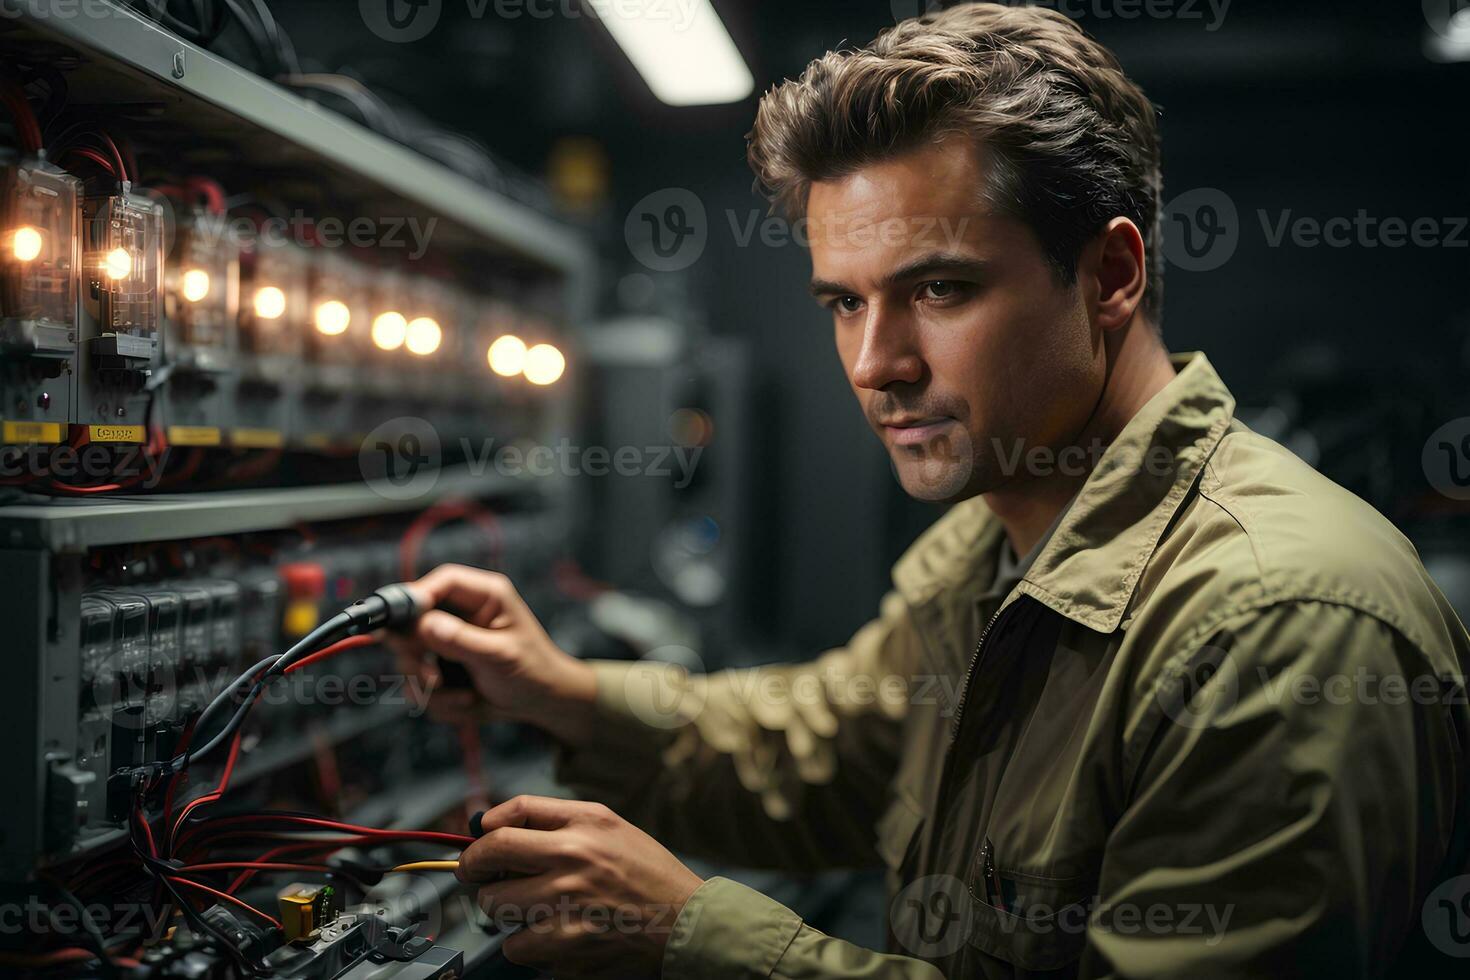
<box><xmin>1087</xmin><ymin>217</ymin><xmax>1147</xmax><ymax>332</ymax></box>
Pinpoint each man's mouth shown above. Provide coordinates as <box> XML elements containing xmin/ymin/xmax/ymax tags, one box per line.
<box><xmin>880</xmin><ymin>417</ymin><xmax>954</xmax><ymax>447</ymax></box>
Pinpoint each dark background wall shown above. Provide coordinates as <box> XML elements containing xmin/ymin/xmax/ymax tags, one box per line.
<box><xmin>274</xmin><ymin>0</ymin><xmax>1470</xmax><ymax>654</ymax></box>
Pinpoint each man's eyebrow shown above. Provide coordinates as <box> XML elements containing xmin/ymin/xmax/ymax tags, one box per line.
<box><xmin>808</xmin><ymin>253</ymin><xmax>989</xmax><ymax>297</ymax></box>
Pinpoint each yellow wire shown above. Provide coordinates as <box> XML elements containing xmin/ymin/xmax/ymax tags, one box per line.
<box><xmin>388</xmin><ymin>860</ymin><xmax>460</xmax><ymax>873</ymax></box>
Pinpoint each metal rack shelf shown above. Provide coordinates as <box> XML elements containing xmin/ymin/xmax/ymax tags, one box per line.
<box><xmin>0</xmin><ymin>465</ymin><xmax>545</xmax><ymax>550</ymax></box>
<box><xmin>1</xmin><ymin>0</ymin><xmax>595</xmax><ymax>306</ymax></box>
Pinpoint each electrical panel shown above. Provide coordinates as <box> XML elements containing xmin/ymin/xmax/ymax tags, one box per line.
<box><xmin>1</xmin><ymin>2</ymin><xmax>592</xmax><ymax>975</ymax></box>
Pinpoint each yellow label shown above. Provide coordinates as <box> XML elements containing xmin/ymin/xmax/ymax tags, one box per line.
<box><xmin>301</xmin><ymin>433</ymin><xmax>334</xmax><ymax>450</ymax></box>
<box><xmin>167</xmin><ymin>425</ymin><xmax>222</xmax><ymax>447</ymax></box>
<box><xmin>2</xmin><ymin>420</ymin><xmax>65</xmax><ymax>444</ymax></box>
<box><xmin>232</xmin><ymin>428</ymin><xmax>285</xmax><ymax>449</ymax></box>
<box><xmin>88</xmin><ymin>424</ymin><xmax>145</xmax><ymax>444</ymax></box>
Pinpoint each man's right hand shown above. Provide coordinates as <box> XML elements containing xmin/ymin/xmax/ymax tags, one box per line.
<box><xmin>386</xmin><ymin>564</ymin><xmax>598</xmax><ymax>745</ymax></box>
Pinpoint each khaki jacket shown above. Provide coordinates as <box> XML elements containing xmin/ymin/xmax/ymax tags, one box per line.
<box><xmin>560</xmin><ymin>353</ymin><xmax>1470</xmax><ymax>978</ymax></box>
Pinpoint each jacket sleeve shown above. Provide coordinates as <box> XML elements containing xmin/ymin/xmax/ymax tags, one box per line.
<box><xmin>1079</xmin><ymin>600</ymin><xmax>1465</xmax><ymax>978</ymax></box>
<box><xmin>556</xmin><ymin>588</ymin><xmax>923</xmax><ymax>871</ymax></box>
<box><xmin>662</xmin><ymin>877</ymin><xmax>946</xmax><ymax>980</ymax></box>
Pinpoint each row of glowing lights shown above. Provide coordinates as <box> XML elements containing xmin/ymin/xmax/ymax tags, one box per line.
<box><xmin>238</xmin><ymin>286</ymin><xmax>564</xmax><ymax>383</ymax></box>
<box><xmin>13</xmin><ymin>227</ymin><xmax>136</xmax><ymax>280</ymax></box>
<box><xmin>10</xmin><ymin>228</ymin><xmax>567</xmax><ymax>385</ymax></box>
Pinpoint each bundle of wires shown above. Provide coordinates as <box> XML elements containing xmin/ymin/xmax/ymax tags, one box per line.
<box><xmin>97</xmin><ymin>591</ymin><xmax>470</xmax><ymax>976</ymax></box>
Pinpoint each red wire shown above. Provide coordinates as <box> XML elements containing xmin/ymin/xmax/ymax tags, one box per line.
<box><xmin>281</xmin><ymin>634</ymin><xmax>376</xmax><ymax>674</ymax></box>
<box><xmin>180</xmin><ymin>861</ymin><xmax>341</xmax><ymax>875</ymax></box>
<box><xmin>169</xmin><ymin>731</ymin><xmax>244</xmax><ymax>849</ymax></box>
<box><xmin>186</xmin><ymin>176</ymin><xmax>228</xmax><ymax>215</ymax></box>
<box><xmin>222</xmin><ymin>834</ymin><xmax>454</xmax><ymax>894</ymax></box>
<box><xmin>161</xmin><ymin>715</ymin><xmax>200</xmax><ymax>841</ymax></box>
<box><xmin>61</xmin><ymin>146</ymin><xmax>116</xmax><ymax>175</ymax></box>
<box><xmin>187</xmin><ymin>814</ymin><xmax>472</xmax><ymax>847</ymax></box>
<box><xmin>0</xmin><ymin>83</ymin><xmax>42</xmax><ymax>153</ymax></box>
<box><xmin>398</xmin><ymin>499</ymin><xmax>503</xmax><ymax>580</ymax></box>
<box><xmin>167</xmin><ymin>876</ymin><xmax>281</xmax><ymax>929</ymax></box>
<box><xmin>97</xmin><ymin>131</ymin><xmax>128</xmax><ymax>181</ymax></box>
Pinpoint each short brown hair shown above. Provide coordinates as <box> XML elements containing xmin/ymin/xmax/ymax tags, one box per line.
<box><xmin>747</xmin><ymin>2</ymin><xmax>1165</xmax><ymax>322</ymax></box>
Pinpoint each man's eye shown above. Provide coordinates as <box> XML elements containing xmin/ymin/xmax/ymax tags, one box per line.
<box><xmin>832</xmin><ymin>296</ymin><xmax>864</xmax><ymax>315</ymax></box>
<box><xmin>920</xmin><ymin>280</ymin><xmax>961</xmax><ymax>301</ymax></box>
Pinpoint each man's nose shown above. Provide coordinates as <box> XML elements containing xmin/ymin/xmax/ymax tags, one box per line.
<box><xmin>850</xmin><ymin>307</ymin><xmax>924</xmax><ymax>391</ymax></box>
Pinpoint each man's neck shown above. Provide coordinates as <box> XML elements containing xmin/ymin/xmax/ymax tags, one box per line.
<box><xmin>985</xmin><ymin>322</ymin><xmax>1177</xmax><ymax>557</ymax></box>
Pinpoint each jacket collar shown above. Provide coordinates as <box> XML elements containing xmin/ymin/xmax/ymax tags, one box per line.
<box><xmin>1013</xmin><ymin>351</ymin><xmax>1236</xmax><ymax>633</ymax></box>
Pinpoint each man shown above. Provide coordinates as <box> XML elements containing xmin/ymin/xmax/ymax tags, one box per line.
<box><xmin>389</xmin><ymin>5</ymin><xmax>1470</xmax><ymax>977</ymax></box>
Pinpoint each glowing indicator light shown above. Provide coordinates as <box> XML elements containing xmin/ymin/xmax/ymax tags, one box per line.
<box><xmin>524</xmin><ymin>343</ymin><xmax>565</xmax><ymax>385</ymax></box>
<box><xmin>181</xmin><ymin>268</ymin><xmax>212</xmax><ymax>303</ymax></box>
<box><xmin>315</xmin><ymin>299</ymin><xmax>351</xmax><ymax>336</ymax></box>
<box><xmin>104</xmin><ymin>247</ymin><xmax>133</xmax><ymax>281</ymax></box>
<box><xmin>11</xmin><ymin>226</ymin><xmax>43</xmax><ymax>263</ymax></box>
<box><xmin>405</xmin><ymin>316</ymin><xmax>442</xmax><ymax>356</ymax></box>
<box><xmin>253</xmin><ymin>286</ymin><xmax>287</xmax><ymax>320</ymax></box>
<box><xmin>372</xmin><ymin>311</ymin><xmax>407</xmax><ymax>351</ymax></box>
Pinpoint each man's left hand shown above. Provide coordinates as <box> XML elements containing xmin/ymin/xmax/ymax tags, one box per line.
<box><xmin>457</xmin><ymin>795</ymin><xmax>705</xmax><ymax>978</ymax></box>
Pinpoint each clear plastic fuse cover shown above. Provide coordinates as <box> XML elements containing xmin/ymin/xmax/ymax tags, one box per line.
<box><xmin>85</xmin><ymin>190</ymin><xmax>165</xmax><ymax>359</ymax></box>
<box><xmin>1</xmin><ymin>159</ymin><xmax>81</xmax><ymax>347</ymax></box>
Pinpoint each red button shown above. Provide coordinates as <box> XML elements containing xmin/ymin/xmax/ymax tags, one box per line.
<box><xmin>280</xmin><ymin>562</ymin><xmax>326</xmax><ymax>600</ymax></box>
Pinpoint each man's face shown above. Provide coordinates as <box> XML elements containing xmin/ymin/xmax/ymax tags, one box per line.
<box><xmin>808</xmin><ymin>137</ymin><xmax>1107</xmax><ymax>502</ymax></box>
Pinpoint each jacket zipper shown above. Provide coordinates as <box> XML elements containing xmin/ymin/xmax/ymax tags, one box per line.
<box><xmin>922</xmin><ymin>602</ymin><xmax>1009</xmax><ymax>885</ymax></box>
<box><xmin>949</xmin><ymin>603</ymin><xmax>1005</xmax><ymax>741</ymax></box>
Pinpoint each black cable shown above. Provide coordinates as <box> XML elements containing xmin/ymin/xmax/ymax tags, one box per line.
<box><xmin>182</xmin><ymin>612</ymin><xmax>353</xmax><ymax>769</ymax></box>
<box><xmin>177</xmin><ymin>584</ymin><xmax>422</xmax><ymax>772</ymax></box>
<box><xmin>129</xmin><ymin>802</ymin><xmax>265</xmax><ymax>979</ymax></box>
<box><xmin>218</xmin><ymin>0</ymin><xmax>277</xmax><ymax>75</ymax></box>
<box><xmin>30</xmin><ymin>880</ymin><xmax>121</xmax><ymax>980</ymax></box>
